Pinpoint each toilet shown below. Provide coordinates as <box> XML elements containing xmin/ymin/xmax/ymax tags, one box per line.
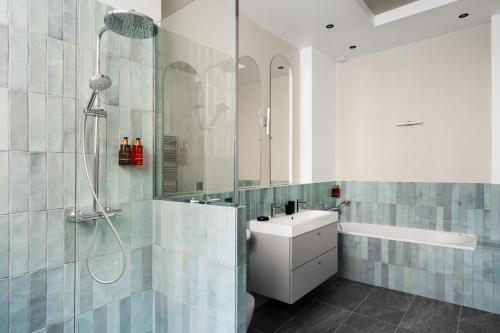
<box><xmin>246</xmin><ymin>292</ymin><xmax>255</xmax><ymax>329</ymax></box>
<box><xmin>246</xmin><ymin>229</ymin><xmax>255</xmax><ymax>329</ymax></box>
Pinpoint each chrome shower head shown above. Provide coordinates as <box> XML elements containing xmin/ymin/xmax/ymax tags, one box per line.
<box><xmin>104</xmin><ymin>9</ymin><xmax>158</xmax><ymax>39</ymax></box>
<box><xmin>89</xmin><ymin>74</ymin><xmax>112</xmax><ymax>90</ymax></box>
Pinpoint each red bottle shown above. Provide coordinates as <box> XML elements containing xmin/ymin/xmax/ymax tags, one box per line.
<box><xmin>131</xmin><ymin>138</ymin><xmax>144</xmax><ymax>165</ymax></box>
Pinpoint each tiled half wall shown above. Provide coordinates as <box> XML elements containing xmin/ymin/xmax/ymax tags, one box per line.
<box><xmin>241</xmin><ymin>181</ymin><xmax>500</xmax><ymax>314</ymax></box>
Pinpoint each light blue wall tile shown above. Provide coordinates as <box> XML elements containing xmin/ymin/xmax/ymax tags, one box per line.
<box><xmin>106</xmin><ymin>301</ymin><xmax>120</xmax><ymax>333</ymax></box>
<box><xmin>63</xmin><ymin>153</ymin><xmax>76</xmax><ymax>208</ymax></box>
<box><xmin>10</xmin><ymin>212</ymin><xmax>29</xmax><ymax>275</ymax></box>
<box><xmin>0</xmin><ymin>152</ymin><xmax>9</xmax><ymax>215</ymax></box>
<box><xmin>120</xmin><ymin>297</ymin><xmax>131</xmax><ymax>333</ymax></box>
<box><xmin>0</xmin><ymin>278</ymin><xmax>8</xmax><ymax>333</ymax></box>
<box><xmin>63</xmin><ymin>98</ymin><xmax>76</xmax><ymax>153</ymax></box>
<box><xmin>63</xmin><ymin>0</ymin><xmax>77</xmax><ymax>43</ymax></box>
<box><xmin>142</xmin><ymin>66</ymin><xmax>154</xmax><ymax>111</ymax></box>
<box><xmin>9</xmin><ymin>0</ymin><xmax>28</xmax><ymax>29</ymax></box>
<box><xmin>64</xmin><ymin>43</ymin><xmax>77</xmax><ymax>98</ymax></box>
<box><xmin>63</xmin><ymin>263</ymin><xmax>75</xmax><ymax>320</ymax></box>
<box><xmin>9</xmin><ymin>274</ymin><xmax>29</xmax><ymax>333</ymax></box>
<box><xmin>9</xmin><ymin>27</ymin><xmax>28</xmax><ymax>90</ymax></box>
<box><xmin>0</xmin><ymin>25</ymin><xmax>7</xmax><ymax>88</ymax></box>
<box><xmin>92</xmin><ymin>255</ymin><xmax>107</xmax><ymax>309</ymax></box>
<box><xmin>48</xmin><ymin>153</ymin><xmax>64</xmax><ymax>209</ymax></box>
<box><xmin>29</xmin><ymin>0</ymin><xmax>47</xmax><ymax>34</ymax></box>
<box><xmin>131</xmin><ymin>293</ymin><xmax>142</xmax><ymax>333</ymax></box>
<box><xmin>47</xmin><ymin>266</ymin><xmax>64</xmax><ymax>324</ymax></box>
<box><xmin>29</xmin><ymin>152</ymin><xmax>47</xmax><ymax>211</ymax></box>
<box><xmin>0</xmin><ymin>0</ymin><xmax>7</xmax><ymax>25</ymax></box>
<box><xmin>47</xmin><ymin>95</ymin><xmax>63</xmax><ymax>152</ymax></box>
<box><xmin>29</xmin><ymin>32</ymin><xmax>47</xmax><ymax>93</ymax></box>
<box><xmin>9</xmin><ymin>90</ymin><xmax>28</xmax><ymax>152</ymax></box>
<box><xmin>29</xmin><ymin>210</ymin><xmax>47</xmax><ymax>271</ymax></box>
<box><xmin>47</xmin><ymin>0</ymin><xmax>63</xmax><ymax>39</ymax></box>
<box><xmin>94</xmin><ymin>305</ymin><xmax>108</xmax><ymax>333</ymax></box>
<box><xmin>29</xmin><ymin>269</ymin><xmax>47</xmax><ymax>331</ymax></box>
<box><xmin>78</xmin><ymin>311</ymin><xmax>94</xmax><ymax>333</ymax></box>
<box><xmin>29</xmin><ymin>93</ymin><xmax>47</xmax><ymax>151</ymax></box>
<box><xmin>47</xmin><ymin>37</ymin><xmax>64</xmax><ymax>96</ymax></box>
<box><xmin>0</xmin><ymin>88</ymin><xmax>7</xmax><ymax>150</ymax></box>
<box><xmin>0</xmin><ymin>216</ymin><xmax>8</xmax><ymax>278</ymax></box>
<box><xmin>119</xmin><ymin>60</ymin><xmax>131</xmax><ymax>107</ymax></box>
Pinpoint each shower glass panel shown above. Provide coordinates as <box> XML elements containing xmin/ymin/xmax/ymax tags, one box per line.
<box><xmin>155</xmin><ymin>0</ymin><xmax>238</xmax><ymax>204</ymax></box>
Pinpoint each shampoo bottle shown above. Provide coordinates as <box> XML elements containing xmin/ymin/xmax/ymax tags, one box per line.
<box><xmin>132</xmin><ymin>138</ymin><xmax>144</xmax><ymax>165</ymax></box>
<box><xmin>119</xmin><ymin>137</ymin><xmax>131</xmax><ymax>165</ymax></box>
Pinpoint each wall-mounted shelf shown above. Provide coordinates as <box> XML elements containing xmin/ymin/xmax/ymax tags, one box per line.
<box><xmin>396</xmin><ymin>120</ymin><xmax>423</xmax><ymax>127</ymax></box>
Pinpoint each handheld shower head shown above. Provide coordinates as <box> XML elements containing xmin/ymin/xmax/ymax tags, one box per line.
<box><xmin>89</xmin><ymin>74</ymin><xmax>112</xmax><ymax>91</ymax></box>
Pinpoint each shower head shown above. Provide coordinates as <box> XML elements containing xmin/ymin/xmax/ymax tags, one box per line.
<box><xmin>89</xmin><ymin>74</ymin><xmax>112</xmax><ymax>90</ymax></box>
<box><xmin>104</xmin><ymin>9</ymin><xmax>158</xmax><ymax>39</ymax></box>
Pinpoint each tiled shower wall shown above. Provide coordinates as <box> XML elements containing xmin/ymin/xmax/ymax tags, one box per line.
<box><xmin>241</xmin><ymin>181</ymin><xmax>500</xmax><ymax>314</ymax></box>
<box><xmin>0</xmin><ymin>0</ymin><xmax>155</xmax><ymax>332</ymax></box>
<box><xmin>153</xmin><ymin>201</ymin><xmax>247</xmax><ymax>333</ymax></box>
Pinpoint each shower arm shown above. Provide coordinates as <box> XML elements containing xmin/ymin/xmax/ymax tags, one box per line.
<box><xmin>95</xmin><ymin>26</ymin><xmax>109</xmax><ymax>77</ymax></box>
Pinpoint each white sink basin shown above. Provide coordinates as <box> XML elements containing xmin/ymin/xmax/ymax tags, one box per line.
<box><xmin>249</xmin><ymin>210</ymin><xmax>338</xmax><ymax>237</ymax></box>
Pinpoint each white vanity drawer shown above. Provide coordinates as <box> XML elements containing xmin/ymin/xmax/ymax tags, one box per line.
<box><xmin>290</xmin><ymin>223</ymin><xmax>338</xmax><ymax>270</ymax></box>
<box><xmin>290</xmin><ymin>247</ymin><xmax>338</xmax><ymax>303</ymax></box>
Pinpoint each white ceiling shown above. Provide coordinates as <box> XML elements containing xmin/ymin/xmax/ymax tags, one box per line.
<box><xmin>363</xmin><ymin>0</ymin><xmax>419</xmax><ymax>15</ymax></box>
<box><xmin>240</xmin><ymin>0</ymin><xmax>500</xmax><ymax>60</ymax></box>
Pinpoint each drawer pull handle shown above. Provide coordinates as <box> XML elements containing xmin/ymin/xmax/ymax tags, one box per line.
<box><xmin>317</xmin><ymin>232</ymin><xmax>321</xmax><ymax>236</ymax></box>
<box><xmin>317</xmin><ymin>261</ymin><xmax>322</xmax><ymax>265</ymax></box>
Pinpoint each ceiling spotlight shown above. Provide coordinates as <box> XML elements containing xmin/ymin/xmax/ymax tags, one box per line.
<box><xmin>349</xmin><ymin>45</ymin><xmax>357</xmax><ymax>50</ymax></box>
<box><xmin>278</xmin><ymin>66</ymin><xmax>284</xmax><ymax>70</ymax></box>
<box><xmin>326</xmin><ymin>24</ymin><xmax>334</xmax><ymax>29</ymax></box>
<box><xmin>459</xmin><ymin>13</ymin><xmax>469</xmax><ymax>19</ymax></box>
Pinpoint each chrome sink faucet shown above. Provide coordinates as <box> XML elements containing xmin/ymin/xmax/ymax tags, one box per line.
<box><xmin>296</xmin><ymin>199</ymin><xmax>307</xmax><ymax>212</ymax></box>
<box><xmin>271</xmin><ymin>203</ymin><xmax>283</xmax><ymax>218</ymax></box>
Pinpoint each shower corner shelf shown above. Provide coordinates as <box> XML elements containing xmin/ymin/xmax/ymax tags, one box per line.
<box><xmin>67</xmin><ymin>208</ymin><xmax>122</xmax><ymax>223</ymax></box>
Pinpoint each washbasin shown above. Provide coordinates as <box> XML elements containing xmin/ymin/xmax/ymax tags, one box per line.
<box><xmin>248</xmin><ymin>210</ymin><xmax>338</xmax><ymax>237</ymax></box>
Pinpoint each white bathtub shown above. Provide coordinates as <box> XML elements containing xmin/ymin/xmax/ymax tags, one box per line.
<box><xmin>339</xmin><ymin>222</ymin><xmax>477</xmax><ymax>251</ymax></box>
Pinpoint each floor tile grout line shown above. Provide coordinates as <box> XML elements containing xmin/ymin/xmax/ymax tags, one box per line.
<box><xmin>354</xmin><ymin>311</ymin><xmax>403</xmax><ymax>328</ymax></box>
<box><xmin>272</xmin><ymin>297</ymin><xmax>318</xmax><ymax>333</ymax></box>
<box><xmin>455</xmin><ymin>305</ymin><xmax>463</xmax><ymax>333</ymax></box>
<box><xmin>351</xmin><ymin>285</ymin><xmax>377</xmax><ymax>313</ymax></box>
<box><xmin>395</xmin><ymin>294</ymin><xmax>416</xmax><ymax>331</ymax></box>
<box><xmin>332</xmin><ymin>310</ymin><xmax>354</xmax><ymax>333</ymax></box>
<box><xmin>249</xmin><ymin>326</ymin><xmax>265</xmax><ymax>333</ymax></box>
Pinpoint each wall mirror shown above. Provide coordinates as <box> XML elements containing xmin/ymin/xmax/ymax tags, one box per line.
<box><xmin>238</xmin><ymin>56</ymin><xmax>262</xmax><ymax>189</ymax></box>
<box><xmin>162</xmin><ymin>61</ymin><xmax>204</xmax><ymax>195</ymax></box>
<box><xmin>270</xmin><ymin>55</ymin><xmax>293</xmax><ymax>186</ymax></box>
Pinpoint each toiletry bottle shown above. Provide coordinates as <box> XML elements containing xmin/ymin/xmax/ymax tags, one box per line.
<box><xmin>119</xmin><ymin>137</ymin><xmax>131</xmax><ymax>165</ymax></box>
<box><xmin>132</xmin><ymin>138</ymin><xmax>143</xmax><ymax>165</ymax></box>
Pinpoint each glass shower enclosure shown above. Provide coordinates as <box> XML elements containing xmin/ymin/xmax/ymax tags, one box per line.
<box><xmin>1</xmin><ymin>0</ymin><xmax>242</xmax><ymax>331</ymax></box>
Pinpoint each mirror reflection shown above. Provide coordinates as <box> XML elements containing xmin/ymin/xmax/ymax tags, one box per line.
<box><xmin>238</xmin><ymin>56</ymin><xmax>262</xmax><ymax>189</ymax></box>
<box><xmin>270</xmin><ymin>55</ymin><xmax>293</xmax><ymax>186</ymax></box>
<box><xmin>162</xmin><ymin>62</ymin><xmax>204</xmax><ymax>195</ymax></box>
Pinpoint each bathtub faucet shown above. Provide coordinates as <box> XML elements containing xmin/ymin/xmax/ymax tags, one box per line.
<box><xmin>333</xmin><ymin>200</ymin><xmax>351</xmax><ymax>212</ymax></box>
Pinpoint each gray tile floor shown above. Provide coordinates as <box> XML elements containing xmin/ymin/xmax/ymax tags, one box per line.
<box><xmin>248</xmin><ymin>276</ymin><xmax>500</xmax><ymax>333</ymax></box>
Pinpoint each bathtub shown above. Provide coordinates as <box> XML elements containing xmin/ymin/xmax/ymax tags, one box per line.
<box><xmin>338</xmin><ymin>222</ymin><xmax>477</xmax><ymax>251</ymax></box>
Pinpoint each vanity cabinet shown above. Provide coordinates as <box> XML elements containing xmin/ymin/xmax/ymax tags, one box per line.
<box><xmin>248</xmin><ymin>222</ymin><xmax>338</xmax><ymax>304</ymax></box>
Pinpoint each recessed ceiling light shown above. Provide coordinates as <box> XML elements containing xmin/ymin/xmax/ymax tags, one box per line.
<box><xmin>278</xmin><ymin>66</ymin><xmax>284</xmax><ymax>70</ymax></box>
<box><xmin>349</xmin><ymin>45</ymin><xmax>357</xmax><ymax>50</ymax></box>
<box><xmin>326</xmin><ymin>24</ymin><xmax>334</xmax><ymax>29</ymax></box>
<box><xmin>459</xmin><ymin>13</ymin><xmax>469</xmax><ymax>19</ymax></box>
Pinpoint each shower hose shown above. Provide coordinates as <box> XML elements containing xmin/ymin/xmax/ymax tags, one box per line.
<box><xmin>82</xmin><ymin>112</ymin><xmax>127</xmax><ymax>284</ymax></box>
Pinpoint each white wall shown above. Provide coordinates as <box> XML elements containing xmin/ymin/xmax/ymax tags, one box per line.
<box><xmin>300</xmin><ymin>47</ymin><xmax>336</xmax><ymax>183</ymax></box>
<box><xmin>491</xmin><ymin>15</ymin><xmax>500</xmax><ymax>183</ymax></box>
<box><xmin>239</xmin><ymin>15</ymin><xmax>301</xmax><ymax>184</ymax></box>
<box><xmin>336</xmin><ymin>24</ymin><xmax>491</xmax><ymax>183</ymax></box>
<box><xmin>100</xmin><ymin>0</ymin><xmax>162</xmax><ymax>22</ymax></box>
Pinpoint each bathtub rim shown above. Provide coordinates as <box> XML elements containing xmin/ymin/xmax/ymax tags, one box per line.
<box><xmin>338</xmin><ymin>222</ymin><xmax>477</xmax><ymax>251</ymax></box>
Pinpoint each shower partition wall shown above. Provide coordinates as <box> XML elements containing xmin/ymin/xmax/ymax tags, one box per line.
<box><xmin>153</xmin><ymin>0</ymin><xmax>245</xmax><ymax>332</ymax></box>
